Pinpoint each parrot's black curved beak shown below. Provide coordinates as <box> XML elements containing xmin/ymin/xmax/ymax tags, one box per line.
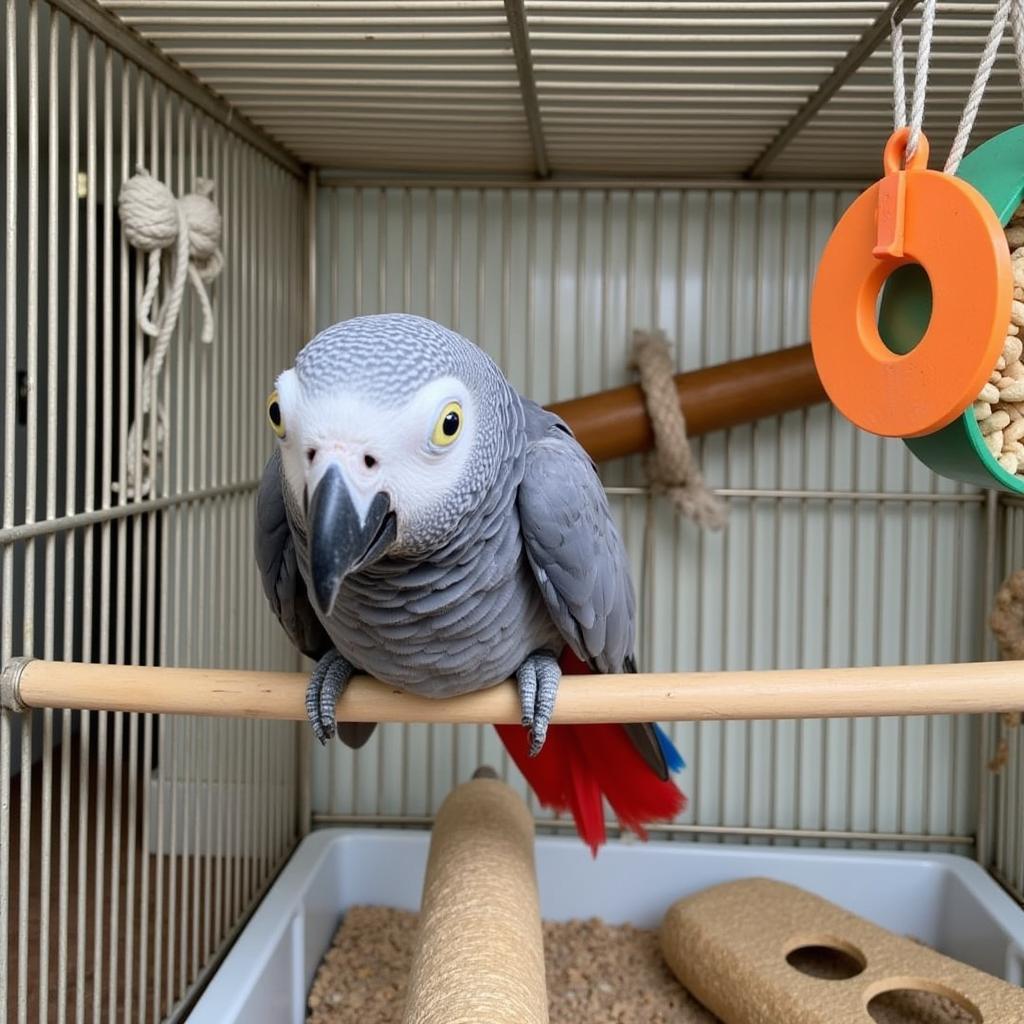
<box><xmin>307</xmin><ymin>463</ymin><xmax>396</xmax><ymax>616</ymax></box>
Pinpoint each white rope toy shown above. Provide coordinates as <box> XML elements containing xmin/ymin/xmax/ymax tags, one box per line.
<box><xmin>116</xmin><ymin>167</ymin><xmax>223</xmax><ymax>498</ymax></box>
<box><xmin>891</xmin><ymin>0</ymin><xmax>1024</xmax><ymax>175</ymax></box>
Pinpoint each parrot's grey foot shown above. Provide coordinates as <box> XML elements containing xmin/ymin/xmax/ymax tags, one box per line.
<box><xmin>516</xmin><ymin>651</ymin><xmax>561</xmax><ymax>757</ymax></box>
<box><xmin>305</xmin><ymin>650</ymin><xmax>354</xmax><ymax>745</ymax></box>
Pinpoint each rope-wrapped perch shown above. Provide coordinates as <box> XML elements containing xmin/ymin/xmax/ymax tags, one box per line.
<box><xmin>402</xmin><ymin>775</ymin><xmax>548</xmax><ymax>1024</ymax></box>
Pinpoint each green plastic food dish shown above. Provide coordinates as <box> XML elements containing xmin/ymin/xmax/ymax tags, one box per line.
<box><xmin>878</xmin><ymin>124</ymin><xmax>1024</xmax><ymax>494</ymax></box>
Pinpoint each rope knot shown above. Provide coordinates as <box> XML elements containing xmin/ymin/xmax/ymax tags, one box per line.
<box><xmin>115</xmin><ymin>168</ymin><xmax>224</xmax><ymax>499</ymax></box>
<box><xmin>987</xmin><ymin>570</ymin><xmax>1024</xmax><ymax>774</ymax></box>
<box><xmin>630</xmin><ymin>329</ymin><xmax>726</xmax><ymax>530</ymax></box>
<box><xmin>180</xmin><ymin>189</ymin><xmax>222</xmax><ymax>263</ymax></box>
<box><xmin>118</xmin><ymin>168</ymin><xmax>180</xmax><ymax>253</ymax></box>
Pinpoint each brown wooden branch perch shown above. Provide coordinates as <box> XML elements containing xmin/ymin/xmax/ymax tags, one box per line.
<box><xmin>547</xmin><ymin>343</ymin><xmax>826</xmax><ymax>463</ymax></box>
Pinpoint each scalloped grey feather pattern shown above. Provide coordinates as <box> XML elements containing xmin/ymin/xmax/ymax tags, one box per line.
<box><xmin>517</xmin><ymin>400</ymin><xmax>636</xmax><ymax>673</ymax></box>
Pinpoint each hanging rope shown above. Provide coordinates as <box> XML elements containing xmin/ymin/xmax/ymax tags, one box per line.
<box><xmin>945</xmin><ymin>0</ymin><xmax>1013</xmax><ymax>174</ymax></box>
<box><xmin>990</xmin><ymin>569</ymin><xmax>1024</xmax><ymax>659</ymax></box>
<box><xmin>891</xmin><ymin>9</ymin><xmax>907</xmax><ymax>129</ymax></box>
<box><xmin>890</xmin><ymin>0</ymin><xmax>937</xmax><ymax>159</ymax></box>
<box><xmin>630</xmin><ymin>330</ymin><xmax>726</xmax><ymax>531</ymax></box>
<box><xmin>891</xmin><ymin>21</ymin><xmax>907</xmax><ymax>134</ymax></box>
<box><xmin>116</xmin><ymin>167</ymin><xmax>223</xmax><ymax>499</ymax></box>
<box><xmin>892</xmin><ymin>0</ymin><xmax>1023</xmax><ymax>174</ymax></box>
<box><xmin>988</xmin><ymin>570</ymin><xmax>1024</xmax><ymax>773</ymax></box>
<box><xmin>1012</xmin><ymin>0</ymin><xmax>1024</xmax><ymax>98</ymax></box>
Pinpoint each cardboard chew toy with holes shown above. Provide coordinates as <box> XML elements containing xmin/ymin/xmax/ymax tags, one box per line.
<box><xmin>659</xmin><ymin>878</ymin><xmax>1024</xmax><ymax>1024</ymax></box>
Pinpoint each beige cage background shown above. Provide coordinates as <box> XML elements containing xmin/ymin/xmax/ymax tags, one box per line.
<box><xmin>4</xmin><ymin>1</ymin><xmax>1024</xmax><ymax>1021</ymax></box>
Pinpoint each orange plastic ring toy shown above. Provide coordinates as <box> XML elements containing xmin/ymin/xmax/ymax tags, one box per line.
<box><xmin>810</xmin><ymin>128</ymin><xmax>1012</xmax><ymax>438</ymax></box>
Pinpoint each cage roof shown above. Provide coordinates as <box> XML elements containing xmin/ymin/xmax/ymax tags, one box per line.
<box><xmin>96</xmin><ymin>1</ymin><xmax>1024</xmax><ymax>182</ymax></box>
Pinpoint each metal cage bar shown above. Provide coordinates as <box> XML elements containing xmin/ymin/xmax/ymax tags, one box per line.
<box><xmin>1</xmin><ymin>1</ymin><xmax>307</xmax><ymax>1019</ymax></box>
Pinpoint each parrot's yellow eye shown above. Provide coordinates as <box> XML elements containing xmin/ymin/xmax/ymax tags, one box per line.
<box><xmin>267</xmin><ymin>391</ymin><xmax>285</xmax><ymax>438</ymax></box>
<box><xmin>431</xmin><ymin>401</ymin><xmax>463</xmax><ymax>447</ymax></box>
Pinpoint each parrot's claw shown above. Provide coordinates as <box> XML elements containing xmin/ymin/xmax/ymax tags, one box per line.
<box><xmin>305</xmin><ymin>650</ymin><xmax>354</xmax><ymax>745</ymax></box>
<box><xmin>516</xmin><ymin>651</ymin><xmax>560</xmax><ymax>757</ymax></box>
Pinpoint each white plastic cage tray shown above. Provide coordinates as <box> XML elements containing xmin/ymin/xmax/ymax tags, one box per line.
<box><xmin>188</xmin><ymin>830</ymin><xmax>1024</xmax><ymax>1023</ymax></box>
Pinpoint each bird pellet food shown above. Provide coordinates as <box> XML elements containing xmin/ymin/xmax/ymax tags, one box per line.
<box><xmin>306</xmin><ymin>905</ymin><xmax>977</xmax><ymax>1024</ymax></box>
<box><xmin>974</xmin><ymin>202</ymin><xmax>1024</xmax><ymax>475</ymax></box>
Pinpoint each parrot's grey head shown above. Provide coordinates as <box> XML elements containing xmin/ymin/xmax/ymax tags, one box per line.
<box><xmin>269</xmin><ymin>314</ymin><xmax>520</xmax><ymax>616</ymax></box>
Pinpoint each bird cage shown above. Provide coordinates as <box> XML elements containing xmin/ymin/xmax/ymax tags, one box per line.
<box><xmin>3</xmin><ymin>1</ymin><xmax>1024</xmax><ymax>1021</ymax></box>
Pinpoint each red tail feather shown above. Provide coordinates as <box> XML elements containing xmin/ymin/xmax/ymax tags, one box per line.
<box><xmin>576</xmin><ymin>723</ymin><xmax>685</xmax><ymax>839</ymax></box>
<box><xmin>566</xmin><ymin>737</ymin><xmax>607</xmax><ymax>852</ymax></box>
<box><xmin>494</xmin><ymin>650</ymin><xmax>686</xmax><ymax>854</ymax></box>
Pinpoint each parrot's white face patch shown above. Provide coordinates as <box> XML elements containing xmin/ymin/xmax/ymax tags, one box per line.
<box><xmin>273</xmin><ymin>369</ymin><xmax>477</xmax><ymax>546</ymax></box>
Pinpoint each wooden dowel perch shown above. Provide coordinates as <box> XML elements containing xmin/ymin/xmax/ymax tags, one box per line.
<box><xmin>5</xmin><ymin>657</ymin><xmax>1023</xmax><ymax>723</ymax></box>
<box><xmin>548</xmin><ymin>342</ymin><xmax>826</xmax><ymax>463</ymax></box>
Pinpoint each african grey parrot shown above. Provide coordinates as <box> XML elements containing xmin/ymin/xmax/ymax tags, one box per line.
<box><xmin>255</xmin><ymin>314</ymin><xmax>685</xmax><ymax>851</ymax></box>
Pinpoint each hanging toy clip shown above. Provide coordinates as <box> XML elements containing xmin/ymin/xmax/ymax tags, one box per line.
<box><xmin>873</xmin><ymin>128</ymin><xmax>928</xmax><ymax>258</ymax></box>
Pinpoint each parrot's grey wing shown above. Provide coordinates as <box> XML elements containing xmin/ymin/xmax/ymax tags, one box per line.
<box><xmin>518</xmin><ymin>401</ymin><xmax>635</xmax><ymax>672</ymax></box>
<box><xmin>255</xmin><ymin>449</ymin><xmax>334</xmax><ymax>661</ymax></box>
<box><xmin>517</xmin><ymin>402</ymin><xmax>667</xmax><ymax>780</ymax></box>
